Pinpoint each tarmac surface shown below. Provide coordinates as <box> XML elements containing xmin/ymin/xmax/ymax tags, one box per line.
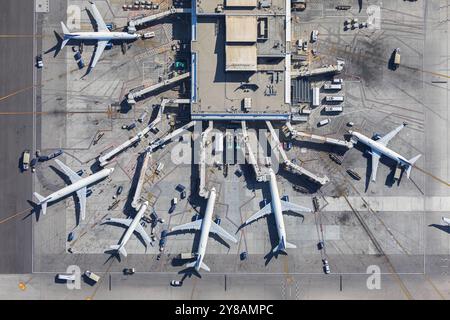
<box><xmin>0</xmin><ymin>0</ymin><xmax>35</xmax><ymax>273</ymax></box>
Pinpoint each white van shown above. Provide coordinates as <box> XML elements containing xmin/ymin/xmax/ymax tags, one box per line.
<box><xmin>318</xmin><ymin>119</ymin><xmax>330</xmax><ymax>127</ymax></box>
<box><xmin>57</xmin><ymin>273</ymin><xmax>76</xmax><ymax>282</ymax></box>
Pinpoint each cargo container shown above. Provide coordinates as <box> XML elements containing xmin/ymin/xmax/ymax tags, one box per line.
<box><xmin>312</xmin><ymin>87</ymin><xmax>320</xmax><ymax>107</ymax></box>
<box><xmin>325</xmin><ymin>96</ymin><xmax>344</xmax><ymax>102</ymax></box>
<box><xmin>324</xmin><ymin>105</ymin><xmax>343</xmax><ymax>112</ymax></box>
<box><xmin>323</xmin><ymin>83</ymin><xmax>342</xmax><ymax>90</ymax></box>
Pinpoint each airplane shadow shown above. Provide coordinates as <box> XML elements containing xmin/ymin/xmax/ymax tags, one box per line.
<box><xmin>429</xmin><ymin>224</ymin><xmax>450</xmax><ymax>235</ymax></box>
<box><xmin>24</xmin><ymin>200</ymin><xmax>41</xmax><ymax>222</ymax></box>
<box><xmin>44</xmin><ymin>31</ymin><xmax>64</xmax><ymax>57</ymax></box>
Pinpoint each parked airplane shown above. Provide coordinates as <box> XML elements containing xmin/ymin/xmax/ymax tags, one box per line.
<box><xmin>443</xmin><ymin>217</ymin><xmax>450</xmax><ymax>226</ymax></box>
<box><xmin>103</xmin><ymin>201</ymin><xmax>151</xmax><ymax>257</ymax></box>
<box><xmin>33</xmin><ymin>159</ymin><xmax>114</xmax><ymax>219</ymax></box>
<box><xmin>60</xmin><ymin>1</ymin><xmax>140</xmax><ymax>70</ymax></box>
<box><xmin>241</xmin><ymin>169</ymin><xmax>312</xmax><ymax>254</ymax></box>
<box><xmin>349</xmin><ymin>123</ymin><xmax>421</xmax><ymax>182</ymax></box>
<box><xmin>171</xmin><ymin>188</ymin><xmax>237</xmax><ymax>272</ymax></box>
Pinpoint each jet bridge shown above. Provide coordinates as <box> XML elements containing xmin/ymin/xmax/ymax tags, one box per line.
<box><xmin>292</xmin><ymin>60</ymin><xmax>344</xmax><ymax>78</ymax></box>
<box><xmin>127</xmin><ymin>7</ymin><xmax>191</xmax><ymax>33</ymax></box>
<box><xmin>241</xmin><ymin>121</ymin><xmax>268</xmax><ymax>182</ymax></box>
<box><xmin>131</xmin><ymin>152</ymin><xmax>151</xmax><ymax>209</ymax></box>
<box><xmin>199</xmin><ymin>122</ymin><xmax>213</xmax><ymax>198</ymax></box>
<box><xmin>266</xmin><ymin>121</ymin><xmax>329</xmax><ymax>185</ymax></box>
<box><xmin>146</xmin><ymin>121</ymin><xmax>196</xmax><ymax>153</ymax></box>
<box><xmin>98</xmin><ymin>105</ymin><xmax>163</xmax><ymax>167</ymax></box>
<box><xmin>284</xmin><ymin>122</ymin><xmax>354</xmax><ymax>149</ymax></box>
<box><xmin>127</xmin><ymin>72</ymin><xmax>190</xmax><ymax>105</ymax></box>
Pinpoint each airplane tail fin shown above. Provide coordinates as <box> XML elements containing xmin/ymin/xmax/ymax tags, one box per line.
<box><xmin>186</xmin><ymin>255</ymin><xmax>210</xmax><ymax>272</ymax></box>
<box><xmin>273</xmin><ymin>237</ymin><xmax>296</xmax><ymax>254</ymax></box>
<box><xmin>442</xmin><ymin>217</ymin><xmax>450</xmax><ymax>226</ymax></box>
<box><xmin>33</xmin><ymin>192</ymin><xmax>48</xmax><ymax>215</ymax></box>
<box><xmin>60</xmin><ymin>22</ymin><xmax>70</xmax><ymax>49</ymax></box>
<box><xmin>60</xmin><ymin>21</ymin><xmax>70</xmax><ymax>34</ymax></box>
<box><xmin>406</xmin><ymin>154</ymin><xmax>421</xmax><ymax>179</ymax></box>
<box><xmin>110</xmin><ymin>245</ymin><xmax>127</xmax><ymax>257</ymax></box>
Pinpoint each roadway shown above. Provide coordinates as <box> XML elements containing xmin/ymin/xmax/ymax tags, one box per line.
<box><xmin>0</xmin><ymin>0</ymin><xmax>35</xmax><ymax>273</ymax></box>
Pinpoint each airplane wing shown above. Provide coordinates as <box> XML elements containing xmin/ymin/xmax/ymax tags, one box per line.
<box><xmin>370</xmin><ymin>149</ymin><xmax>381</xmax><ymax>182</ymax></box>
<box><xmin>377</xmin><ymin>123</ymin><xmax>405</xmax><ymax>146</ymax></box>
<box><xmin>104</xmin><ymin>217</ymin><xmax>132</xmax><ymax>227</ymax></box>
<box><xmin>280</xmin><ymin>200</ymin><xmax>312</xmax><ymax>213</ymax></box>
<box><xmin>89</xmin><ymin>1</ymin><xmax>110</xmax><ymax>32</ymax></box>
<box><xmin>134</xmin><ymin>223</ymin><xmax>152</xmax><ymax>245</ymax></box>
<box><xmin>171</xmin><ymin>220</ymin><xmax>202</xmax><ymax>232</ymax></box>
<box><xmin>244</xmin><ymin>203</ymin><xmax>272</xmax><ymax>225</ymax></box>
<box><xmin>76</xmin><ymin>187</ymin><xmax>87</xmax><ymax>220</ymax></box>
<box><xmin>210</xmin><ymin>223</ymin><xmax>238</xmax><ymax>243</ymax></box>
<box><xmin>90</xmin><ymin>40</ymin><xmax>108</xmax><ymax>69</ymax></box>
<box><xmin>54</xmin><ymin>159</ymin><xmax>82</xmax><ymax>183</ymax></box>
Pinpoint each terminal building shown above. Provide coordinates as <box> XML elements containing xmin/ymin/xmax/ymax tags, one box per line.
<box><xmin>190</xmin><ymin>0</ymin><xmax>292</xmax><ymax>121</ymax></box>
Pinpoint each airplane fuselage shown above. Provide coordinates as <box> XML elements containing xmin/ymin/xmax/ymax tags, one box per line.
<box><xmin>117</xmin><ymin>201</ymin><xmax>148</xmax><ymax>251</ymax></box>
<box><xmin>195</xmin><ymin>188</ymin><xmax>217</xmax><ymax>271</ymax></box>
<box><xmin>41</xmin><ymin>167</ymin><xmax>114</xmax><ymax>204</ymax></box>
<box><xmin>268</xmin><ymin>170</ymin><xmax>288</xmax><ymax>249</ymax></box>
<box><xmin>351</xmin><ymin>132</ymin><xmax>411</xmax><ymax>167</ymax></box>
<box><xmin>64</xmin><ymin>31</ymin><xmax>139</xmax><ymax>42</ymax></box>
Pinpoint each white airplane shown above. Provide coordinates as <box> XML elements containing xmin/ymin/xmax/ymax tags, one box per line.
<box><xmin>349</xmin><ymin>123</ymin><xmax>421</xmax><ymax>182</ymax></box>
<box><xmin>33</xmin><ymin>159</ymin><xmax>114</xmax><ymax>219</ymax></box>
<box><xmin>171</xmin><ymin>188</ymin><xmax>237</xmax><ymax>272</ymax></box>
<box><xmin>443</xmin><ymin>217</ymin><xmax>450</xmax><ymax>226</ymax></box>
<box><xmin>60</xmin><ymin>1</ymin><xmax>140</xmax><ymax>69</ymax></box>
<box><xmin>104</xmin><ymin>201</ymin><xmax>151</xmax><ymax>257</ymax></box>
<box><xmin>242</xmin><ymin>169</ymin><xmax>312</xmax><ymax>254</ymax></box>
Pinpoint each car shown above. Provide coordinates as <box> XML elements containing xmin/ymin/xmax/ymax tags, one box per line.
<box><xmin>67</xmin><ymin>232</ymin><xmax>75</xmax><ymax>242</ymax></box>
<box><xmin>77</xmin><ymin>58</ymin><xmax>85</xmax><ymax>69</ymax></box>
<box><xmin>175</xmin><ymin>184</ymin><xmax>186</xmax><ymax>192</ymax></box>
<box><xmin>36</xmin><ymin>55</ymin><xmax>43</xmax><ymax>68</ymax></box>
<box><xmin>281</xmin><ymin>195</ymin><xmax>289</xmax><ymax>202</ymax></box>
<box><xmin>317</xmin><ymin>241</ymin><xmax>324</xmax><ymax>250</ymax></box>
<box><xmin>22</xmin><ymin>150</ymin><xmax>31</xmax><ymax>171</ymax></box>
<box><xmin>311</xmin><ymin>30</ymin><xmax>319</xmax><ymax>42</ymax></box>
<box><xmin>123</xmin><ymin>268</ymin><xmax>135</xmax><ymax>275</ymax></box>
<box><xmin>180</xmin><ymin>190</ymin><xmax>186</xmax><ymax>199</ymax></box>
<box><xmin>127</xmin><ymin>123</ymin><xmax>136</xmax><ymax>130</ymax></box>
<box><xmin>347</xmin><ymin>121</ymin><xmax>354</xmax><ymax>127</ymax></box>
<box><xmin>322</xmin><ymin>259</ymin><xmax>331</xmax><ymax>274</ymax></box>
<box><xmin>156</xmin><ymin>254</ymin><xmax>161</xmax><ymax>260</ymax></box>
<box><xmin>116</xmin><ymin>186</ymin><xmax>123</xmax><ymax>195</ymax></box>
<box><xmin>170</xmin><ymin>280</ymin><xmax>183</xmax><ymax>287</ymax></box>
<box><xmin>214</xmin><ymin>217</ymin><xmax>221</xmax><ymax>225</ymax></box>
<box><xmin>143</xmin><ymin>32</ymin><xmax>155</xmax><ymax>39</ymax></box>
<box><xmin>240</xmin><ymin>251</ymin><xmax>248</xmax><ymax>261</ymax></box>
<box><xmin>159</xmin><ymin>236</ymin><xmax>167</xmax><ymax>248</ymax></box>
